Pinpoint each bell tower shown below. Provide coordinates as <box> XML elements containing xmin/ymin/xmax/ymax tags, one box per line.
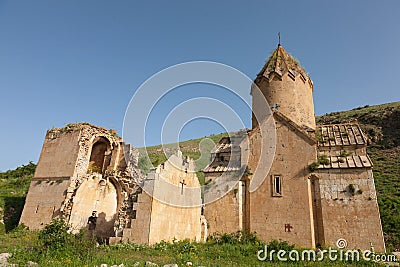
<box><xmin>251</xmin><ymin>44</ymin><xmax>316</xmax><ymax>130</ymax></box>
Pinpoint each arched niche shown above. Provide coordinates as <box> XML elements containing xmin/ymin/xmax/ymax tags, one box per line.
<box><xmin>69</xmin><ymin>175</ymin><xmax>118</xmax><ymax>238</ymax></box>
<box><xmin>89</xmin><ymin>137</ymin><xmax>111</xmax><ymax>173</ymax></box>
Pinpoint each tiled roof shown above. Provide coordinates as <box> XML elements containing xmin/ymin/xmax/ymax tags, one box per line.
<box><xmin>211</xmin><ymin>138</ymin><xmax>232</xmax><ymax>153</ymax></box>
<box><xmin>317</xmin><ymin>155</ymin><xmax>373</xmax><ymax>169</ymax></box>
<box><xmin>203</xmin><ymin>135</ymin><xmax>244</xmax><ymax>173</ymax></box>
<box><xmin>257</xmin><ymin>45</ymin><xmax>310</xmax><ymax>82</ymax></box>
<box><xmin>317</xmin><ymin>123</ymin><xmax>367</xmax><ymax>147</ymax></box>
<box><xmin>203</xmin><ymin>166</ymin><xmax>241</xmax><ymax>173</ymax></box>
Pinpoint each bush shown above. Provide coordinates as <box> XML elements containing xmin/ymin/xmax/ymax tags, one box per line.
<box><xmin>37</xmin><ymin>218</ymin><xmax>71</xmax><ymax>251</ymax></box>
<box><xmin>208</xmin><ymin>230</ymin><xmax>263</xmax><ymax>245</ymax></box>
<box><xmin>308</xmin><ymin>162</ymin><xmax>319</xmax><ymax>172</ymax></box>
<box><xmin>0</xmin><ymin>161</ymin><xmax>36</xmax><ymax>179</ymax></box>
<box><xmin>36</xmin><ymin>218</ymin><xmax>96</xmax><ymax>260</ymax></box>
<box><xmin>138</xmin><ymin>155</ymin><xmax>152</xmax><ymax>174</ymax></box>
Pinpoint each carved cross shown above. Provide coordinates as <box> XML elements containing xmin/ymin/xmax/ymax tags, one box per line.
<box><xmin>284</xmin><ymin>223</ymin><xmax>293</xmax><ymax>232</ymax></box>
<box><xmin>180</xmin><ymin>179</ymin><xmax>186</xmax><ymax>195</ymax></box>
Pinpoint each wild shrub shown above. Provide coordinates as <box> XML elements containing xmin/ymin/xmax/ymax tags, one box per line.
<box><xmin>37</xmin><ymin>218</ymin><xmax>71</xmax><ymax>251</ymax></box>
<box><xmin>36</xmin><ymin>218</ymin><xmax>96</xmax><ymax>260</ymax></box>
<box><xmin>208</xmin><ymin>230</ymin><xmax>263</xmax><ymax>245</ymax></box>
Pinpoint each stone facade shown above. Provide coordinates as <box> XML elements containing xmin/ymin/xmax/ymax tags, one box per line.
<box><xmin>247</xmin><ymin>112</ymin><xmax>318</xmax><ymax>248</ymax></box>
<box><xmin>204</xmin><ymin>44</ymin><xmax>385</xmax><ymax>252</ymax></box>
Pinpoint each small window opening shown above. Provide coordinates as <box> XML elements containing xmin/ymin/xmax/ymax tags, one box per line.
<box><xmin>272</xmin><ymin>175</ymin><xmax>282</xmax><ymax>197</ymax></box>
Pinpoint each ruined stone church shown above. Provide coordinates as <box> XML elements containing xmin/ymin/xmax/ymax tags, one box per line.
<box><xmin>20</xmin><ymin>44</ymin><xmax>385</xmax><ymax>251</ymax></box>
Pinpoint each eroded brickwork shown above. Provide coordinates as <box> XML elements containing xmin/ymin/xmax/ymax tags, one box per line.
<box><xmin>20</xmin><ymin>123</ymin><xmax>144</xmax><ymax>240</ymax></box>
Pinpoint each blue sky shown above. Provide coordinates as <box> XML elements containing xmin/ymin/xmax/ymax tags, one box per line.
<box><xmin>1</xmin><ymin>1</ymin><xmax>399</xmax><ymax>171</ymax></box>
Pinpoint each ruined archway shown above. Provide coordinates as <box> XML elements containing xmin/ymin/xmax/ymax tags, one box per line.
<box><xmin>69</xmin><ymin>175</ymin><xmax>118</xmax><ymax>238</ymax></box>
<box><xmin>89</xmin><ymin>137</ymin><xmax>111</xmax><ymax>173</ymax></box>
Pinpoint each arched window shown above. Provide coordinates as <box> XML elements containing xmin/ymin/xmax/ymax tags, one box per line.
<box><xmin>89</xmin><ymin>137</ymin><xmax>111</xmax><ymax>173</ymax></box>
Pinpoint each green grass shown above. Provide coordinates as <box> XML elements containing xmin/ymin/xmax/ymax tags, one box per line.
<box><xmin>0</xmin><ymin>225</ymin><xmax>380</xmax><ymax>266</ymax></box>
<box><xmin>368</xmin><ymin>147</ymin><xmax>400</xmax><ymax>250</ymax></box>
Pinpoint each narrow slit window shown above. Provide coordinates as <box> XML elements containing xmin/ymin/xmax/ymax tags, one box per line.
<box><xmin>272</xmin><ymin>175</ymin><xmax>282</xmax><ymax>196</ymax></box>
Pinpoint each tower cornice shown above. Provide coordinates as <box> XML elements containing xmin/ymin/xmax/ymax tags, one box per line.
<box><xmin>257</xmin><ymin>45</ymin><xmax>313</xmax><ymax>89</ymax></box>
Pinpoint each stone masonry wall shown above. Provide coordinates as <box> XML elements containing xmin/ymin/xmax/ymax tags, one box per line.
<box><xmin>19</xmin><ymin>179</ymin><xmax>70</xmax><ymax>230</ymax></box>
<box><xmin>253</xmin><ymin>74</ymin><xmax>315</xmax><ymax>130</ymax></box>
<box><xmin>316</xmin><ymin>169</ymin><xmax>386</xmax><ymax>252</ymax></box>
<box><xmin>204</xmin><ymin>181</ymin><xmax>245</xmax><ymax>235</ymax></box>
<box><xmin>148</xmin><ymin>153</ymin><xmax>201</xmax><ymax>244</ymax></box>
<box><xmin>248</xmin><ymin>117</ymin><xmax>317</xmax><ymax>248</ymax></box>
<box><xmin>34</xmin><ymin>130</ymin><xmax>81</xmax><ymax>179</ymax></box>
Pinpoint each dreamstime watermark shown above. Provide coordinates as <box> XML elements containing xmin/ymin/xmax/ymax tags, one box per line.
<box><xmin>257</xmin><ymin>239</ymin><xmax>398</xmax><ymax>263</ymax></box>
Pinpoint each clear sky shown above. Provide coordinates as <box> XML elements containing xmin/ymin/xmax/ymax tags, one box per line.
<box><xmin>1</xmin><ymin>1</ymin><xmax>399</xmax><ymax>171</ymax></box>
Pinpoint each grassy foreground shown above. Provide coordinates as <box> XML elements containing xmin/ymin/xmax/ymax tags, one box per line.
<box><xmin>0</xmin><ymin>221</ymin><xmax>381</xmax><ymax>266</ymax></box>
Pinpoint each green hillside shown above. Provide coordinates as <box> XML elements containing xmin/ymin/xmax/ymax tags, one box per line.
<box><xmin>0</xmin><ymin>162</ymin><xmax>35</xmax><ymax>232</ymax></box>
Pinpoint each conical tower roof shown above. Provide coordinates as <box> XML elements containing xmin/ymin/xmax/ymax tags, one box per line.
<box><xmin>257</xmin><ymin>44</ymin><xmax>310</xmax><ymax>82</ymax></box>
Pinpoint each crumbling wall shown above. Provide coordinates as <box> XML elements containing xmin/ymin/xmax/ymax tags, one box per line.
<box><xmin>119</xmin><ymin>183</ymin><xmax>153</xmax><ymax>244</ymax></box>
<box><xmin>69</xmin><ymin>173</ymin><xmax>118</xmax><ymax>237</ymax></box>
<box><xmin>20</xmin><ymin>123</ymin><xmax>143</xmax><ymax>237</ymax></box>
